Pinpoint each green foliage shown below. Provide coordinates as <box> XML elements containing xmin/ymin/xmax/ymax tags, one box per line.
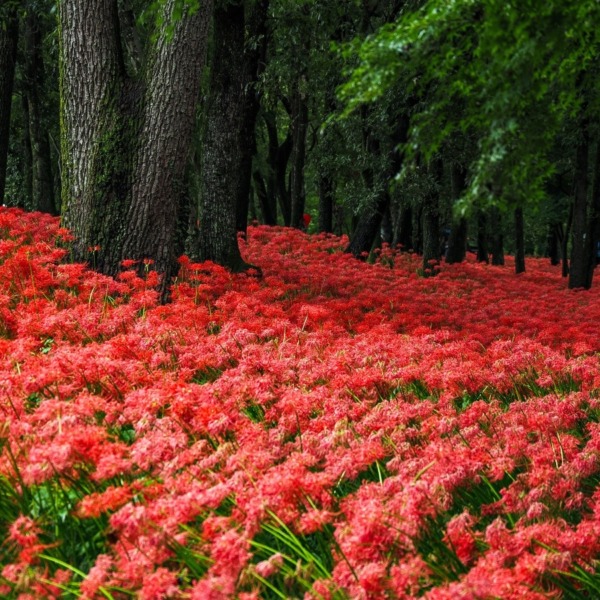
<box><xmin>339</xmin><ymin>0</ymin><xmax>600</xmax><ymax>212</ymax></box>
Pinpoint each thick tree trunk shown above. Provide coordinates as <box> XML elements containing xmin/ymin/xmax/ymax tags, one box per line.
<box><xmin>445</xmin><ymin>165</ymin><xmax>467</xmax><ymax>264</ymax></box>
<box><xmin>59</xmin><ymin>0</ymin><xmax>125</xmax><ymax>268</ymax></box>
<box><xmin>490</xmin><ymin>206</ymin><xmax>504</xmax><ymax>265</ymax></box>
<box><xmin>0</xmin><ymin>9</ymin><xmax>18</xmax><ymax>205</ymax></box>
<box><xmin>24</xmin><ymin>10</ymin><xmax>57</xmax><ymax>215</ymax></box>
<box><xmin>194</xmin><ymin>0</ymin><xmax>252</xmax><ymax>271</ymax></box>
<box><xmin>514</xmin><ymin>206</ymin><xmax>525</xmax><ymax>274</ymax></box>
<box><xmin>569</xmin><ymin>126</ymin><xmax>591</xmax><ymax>289</ymax></box>
<box><xmin>60</xmin><ymin>0</ymin><xmax>212</xmax><ymax>298</ymax></box>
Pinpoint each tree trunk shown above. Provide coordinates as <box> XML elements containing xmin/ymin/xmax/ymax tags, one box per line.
<box><xmin>514</xmin><ymin>205</ymin><xmax>525</xmax><ymax>274</ymax></box>
<box><xmin>347</xmin><ymin>113</ymin><xmax>409</xmax><ymax>258</ymax></box>
<box><xmin>346</xmin><ymin>192</ymin><xmax>389</xmax><ymax>258</ymax></box>
<box><xmin>569</xmin><ymin>125</ymin><xmax>591</xmax><ymax>289</ymax></box>
<box><xmin>546</xmin><ymin>222</ymin><xmax>561</xmax><ymax>266</ymax></box>
<box><xmin>289</xmin><ymin>82</ymin><xmax>308</xmax><ymax>229</ymax></box>
<box><xmin>476</xmin><ymin>209</ymin><xmax>489</xmax><ymax>263</ymax></box>
<box><xmin>490</xmin><ymin>206</ymin><xmax>504</xmax><ymax>265</ymax></box>
<box><xmin>20</xmin><ymin>94</ymin><xmax>33</xmax><ymax>209</ymax></box>
<box><xmin>24</xmin><ymin>10</ymin><xmax>57</xmax><ymax>215</ymax></box>
<box><xmin>394</xmin><ymin>203</ymin><xmax>413</xmax><ymax>251</ymax></box>
<box><xmin>445</xmin><ymin>165</ymin><xmax>467</xmax><ymax>264</ymax></box>
<box><xmin>0</xmin><ymin>8</ymin><xmax>18</xmax><ymax>205</ymax></box>
<box><xmin>264</xmin><ymin>111</ymin><xmax>292</xmax><ymax>225</ymax></box>
<box><xmin>235</xmin><ymin>0</ymin><xmax>269</xmax><ymax>234</ymax></box>
<box><xmin>586</xmin><ymin>139</ymin><xmax>600</xmax><ymax>286</ymax></box>
<box><xmin>194</xmin><ymin>0</ymin><xmax>252</xmax><ymax>271</ymax></box>
<box><xmin>562</xmin><ymin>204</ymin><xmax>572</xmax><ymax>277</ymax></box>
<box><xmin>60</xmin><ymin>0</ymin><xmax>213</xmax><ymax>298</ymax></box>
<box><xmin>253</xmin><ymin>170</ymin><xmax>277</xmax><ymax>225</ymax></box>
<box><xmin>422</xmin><ymin>158</ymin><xmax>443</xmax><ymax>276</ymax></box>
<box><xmin>59</xmin><ymin>0</ymin><xmax>125</xmax><ymax>268</ymax></box>
<box><xmin>318</xmin><ymin>174</ymin><xmax>334</xmax><ymax>233</ymax></box>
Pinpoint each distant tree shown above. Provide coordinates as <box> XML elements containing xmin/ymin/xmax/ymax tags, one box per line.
<box><xmin>0</xmin><ymin>5</ymin><xmax>19</xmax><ymax>206</ymax></box>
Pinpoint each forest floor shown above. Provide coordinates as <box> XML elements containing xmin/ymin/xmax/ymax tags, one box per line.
<box><xmin>1</xmin><ymin>208</ymin><xmax>600</xmax><ymax>599</ymax></box>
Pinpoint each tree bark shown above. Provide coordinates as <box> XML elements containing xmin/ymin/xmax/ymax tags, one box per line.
<box><xmin>514</xmin><ymin>206</ymin><xmax>525</xmax><ymax>274</ymax></box>
<box><xmin>569</xmin><ymin>125</ymin><xmax>591</xmax><ymax>289</ymax></box>
<box><xmin>0</xmin><ymin>8</ymin><xmax>18</xmax><ymax>206</ymax></box>
<box><xmin>60</xmin><ymin>0</ymin><xmax>213</xmax><ymax>298</ymax></box>
<box><xmin>193</xmin><ymin>0</ymin><xmax>252</xmax><ymax>271</ymax></box>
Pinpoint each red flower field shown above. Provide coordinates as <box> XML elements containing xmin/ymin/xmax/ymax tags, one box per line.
<box><xmin>1</xmin><ymin>208</ymin><xmax>600</xmax><ymax>599</ymax></box>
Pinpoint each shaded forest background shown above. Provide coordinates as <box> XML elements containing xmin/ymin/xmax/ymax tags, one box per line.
<box><xmin>1</xmin><ymin>0</ymin><xmax>599</xmax><ymax>294</ymax></box>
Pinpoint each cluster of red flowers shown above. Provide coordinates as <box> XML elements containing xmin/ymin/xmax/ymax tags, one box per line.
<box><xmin>1</xmin><ymin>207</ymin><xmax>600</xmax><ymax>599</ymax></box>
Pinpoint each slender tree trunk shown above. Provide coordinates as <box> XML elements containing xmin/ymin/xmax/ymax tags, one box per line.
<box><xmin>347</xmin><ymin>113</ymin><xmax>409</xmax><ymax>258</ymax></box>
<box><xmin>264</xmin><ymin>111</ymin><xmax>292</xmax><ymax>225</ymax></box>
<box><xmin>235</xmin><ymin>0</ymin><xmax>269</xmax><ymax>234</ymax></box>
<box><xmin>318</xmin><ymin>174</ymin><xmax>334</xmax><ymax>233</ymax></box>
<box><xmin>422</xmin><ymin>158</ymin><xmax>443</xmax><ymax>275</ymax></box>
<box><xmin>24</xmin><ymin>10</ymin><xmax>57</xmax><ymax>215</ymax></box>
<box><xmin>476</xmin><ymin>209</ymin><xmax>489</xmax><ymax>263</ymax></box>
<box><xmin>546</xmin><ymin>223</ymin><xmax>561</xmax><ymax>266</ymax></box>
<box><xmin>490</xmin><ymin>206</ymin><xmax>504</xmax><ymax>265</ymax></box>
<box><xmin>563</xmin><ymin>204</ymin><xmax>572</xmax><ymax>277</ymax></box>
<box><xmin>194</xmin><ymin>0</ymin><xmax>253</xmax><ymax>271</ymax></box>
<box><xmin>586</xmin><ymin>140</ymin><xmax>600</xmax><ymax>286</ymax></box>
<box><xmin>253</xmin><ymin>170</ymin><xmax>276</xmax><ymax>225</ymax></box>
<box><xmin>0</xmin><ymin>9</ymin><xmax>18</xmax><ymax>205</ymax></box>
<box><xmin>289</xmin><ymin>82</ymin><xmax>308</xmax><ymax>229</ymax></box>
<box><xmin>514</xmin><ymin>206</ymin><xmax>525</xmax><ymax>273</ymax></box>
<box><xmin>21</xmin><ymin>94</ymin><xmax>33</xmax><ymax>209</ymax></box>
<box><xmin>445</xmin><ymin>165</ymin><xmax>467</xmax><ymax>264</ymax></box>
<box><xmin>569</xmin><ymin>125</ymin><xmax>591</xmax><ymax>289</ymax></box>
<box><xmin>394</xmin><ymin>203</ymin><xmax>413</xmax><ymax>250</ymax></box>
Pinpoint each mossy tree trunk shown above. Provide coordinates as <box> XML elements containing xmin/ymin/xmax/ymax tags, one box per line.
<box><xmin>59</xmin><ymin>0</ymin><xmax>212</xmax><ymax>297</ymax></box>
<box><xmin>0</xmin><ymin>8</ymin><xmax>18</xmax><ymax>205</ymax></box>
<box><xmin>193</xmin><ymin>0</ymin><xmax>252</xmax><ymax>271</ymax></box>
